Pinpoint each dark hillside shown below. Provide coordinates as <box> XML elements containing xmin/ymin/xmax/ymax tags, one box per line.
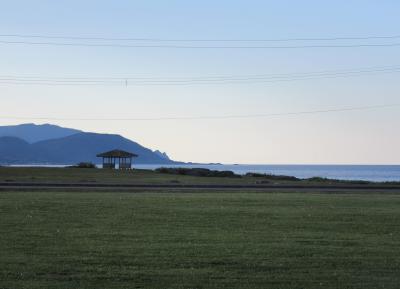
<box><xmin>32</xmin><ymin>132</ymin><xmax>175</xmax><ymax>164</ymax></box>
<box><xmin>0</xmin><ymin>137</ymin><xmax>37</xmax><ymax>163</ymax></box>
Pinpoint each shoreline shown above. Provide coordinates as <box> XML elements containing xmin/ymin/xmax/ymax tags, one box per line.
<box><xmin>1</xmin><ymin>167</ymin><xmax>400</xmax><ymax>191</ymax></box>
<box><xmin>2</xmin><ymin>164</ymin><xmax>400</xmax><ymax>183</ymax></box>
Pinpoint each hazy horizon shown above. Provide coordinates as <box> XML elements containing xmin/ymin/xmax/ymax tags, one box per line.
<box><xmin>1</xmin><ymin>1</ymin><xmax>399</xmax><ymax>164</ymax></box>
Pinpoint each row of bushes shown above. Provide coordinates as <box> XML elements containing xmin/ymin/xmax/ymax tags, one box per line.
<box><xmin>245</xmin><ymin>172</ymin><xmax>300</xmax><ymax>181</ymax></box>
<box><xmin>155</xmin><ymin>167</ymin><xmax>239</xmax><ymax>178</ymax></box>
<box><xmin>246</xmin><ymin>173</ymin><xmax>374</xmax><ymax>184</ymax></box>
<box><xmin>306</xmin><ymin>176</ymin><xmax>372</xmax><ymax>185</ymax></box>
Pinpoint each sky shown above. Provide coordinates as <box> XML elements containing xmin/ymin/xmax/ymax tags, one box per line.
<box><xmin>0</xmin><ymin>0</ymin><xmax>399</xmax><ymax>164</ymax></box>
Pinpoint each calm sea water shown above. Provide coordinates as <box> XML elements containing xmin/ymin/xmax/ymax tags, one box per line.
<box><xmin>134</xmin><ymin>164</ymin><xmax>400</xmax><ymax>182</ymax></box>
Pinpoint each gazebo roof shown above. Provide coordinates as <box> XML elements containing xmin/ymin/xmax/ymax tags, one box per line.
<box><xmin>96</xmin><ymin>149</ymin><xmax>138</xmax><ymax>158</ymax></box>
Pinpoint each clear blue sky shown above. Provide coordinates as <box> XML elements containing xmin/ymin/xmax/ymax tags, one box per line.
<box><xmin>1</xmin><ymin>1</ymin><xmax>399</xmax><ymax>164</ymax></box>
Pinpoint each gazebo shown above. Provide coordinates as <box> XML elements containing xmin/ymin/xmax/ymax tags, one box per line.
<box><xmin>96</xmin><ymin>149</ymin><xmax>138</xmax><ymax>169</ymax></box>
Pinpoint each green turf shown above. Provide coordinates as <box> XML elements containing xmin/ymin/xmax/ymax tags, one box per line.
<box><xmin>1</xmin><ymin>191</ymin><xmax>400</xmax><ymax>289</ymax></box>
<box><xmin>0</xmin><ymin>167</ymin><xmax>257</xmax><ymax>185</ymax></box>
<box><xmin>1</xmin><ymin>167</ymin><xmax>399</xmax><ymax>188</ymax></box>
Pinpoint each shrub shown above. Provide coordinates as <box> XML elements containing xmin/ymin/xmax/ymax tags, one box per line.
<box><xmin>71</xmin><ymin>162</ymin><xmax>96</xmax><ymax>169</ymax></box>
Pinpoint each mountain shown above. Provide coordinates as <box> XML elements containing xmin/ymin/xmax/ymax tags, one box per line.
<box><xmin>153</xmin><ymin>150</ymin><xmax>171</xmax><ymax>161</ymax></box>
<box><xmin>0</xmin><ymin>124</ymin><xmax>179</xmax><ymax>165</ymax></box>
<box><xmin>32</xmin><ymin>132</ymin><xmax>175</xmax><ymax>164</ymax></box>
<box><xmin>0</xmin><ymin>123</ymin><xmax>81</xmax><ymax>143</ymax></box>
<box><xmin>0</xmin><ymin>137</ymin><xmax>36</xmax><ymax>163</ymax></box>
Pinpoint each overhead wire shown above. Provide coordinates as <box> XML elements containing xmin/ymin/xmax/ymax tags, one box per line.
<box><xmin>1</xmin><ymin>33</ymin><xmax>400</xmax><ymax>42</ymax></box>
<box><xmin>0</xmin><ymin>104</ymin><xmax>398</xmax><ymax>122</ymax></box>
<box><xmin>0</xmin><ymin>65</ymin><xmax>399</xmax><ymax>86</ymax></box>
<box><xmin>1</xmin><ymin>39</ymin><xmax>400</xmax><ymax>49</ymax></box>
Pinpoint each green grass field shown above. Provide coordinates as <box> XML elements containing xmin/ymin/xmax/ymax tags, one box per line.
<box><xmin>1</xmin><ymin>167</ymin><xmax>399</xmax><ymax>188</ymax></box>
<box><xmin>0</xmin><ymin>167</ymin><xmax>255</xmax><ymax>185</ymax></box>
<box><xmin>1</xmin><ymin>191</ymin><xmax>400</xmax><ymax>289</ymax></box>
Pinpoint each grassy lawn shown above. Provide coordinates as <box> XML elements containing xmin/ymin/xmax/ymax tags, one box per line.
<box><xmin>1</xmin><ymin>167</ymin><xmax>399</xmax><ymax>188</ymax></box>
<box><xmin>0</xmin><ymin>167</ymin><xmax>255</xmax><ymax>185</ymax></box>
<box><xmin>1</xmin><ymin>191</ymin><xmax>400</xmax><ymax>289</ymax></box>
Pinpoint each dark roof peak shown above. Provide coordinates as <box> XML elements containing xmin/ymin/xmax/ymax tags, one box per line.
<box><xmin>96</xmin><ymin>149</ymin><xmax>138</xmax><ymax>158</ymax></box>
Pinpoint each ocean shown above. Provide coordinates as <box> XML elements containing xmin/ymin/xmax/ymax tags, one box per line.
<box><xmin>134</xmin><ymin>164</ymin><xmax>400</xmax><ymax>182</ymax></box>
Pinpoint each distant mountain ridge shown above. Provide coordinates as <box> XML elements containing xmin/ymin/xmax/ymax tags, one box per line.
<box><xmin>0</xmin><ymin>123</ymin><xmax>81</xmax><ymax>143</ymax></box>
<box><xmin>0</xmin><ymin>124</ymin><xmax>178</xmax><ymax>165</ymax></box>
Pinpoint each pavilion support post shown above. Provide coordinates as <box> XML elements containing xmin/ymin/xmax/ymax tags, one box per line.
<box><xmin>97</xmin><ymin>150</ymin><xmax>138</xmax><ymax>170</ymax></box>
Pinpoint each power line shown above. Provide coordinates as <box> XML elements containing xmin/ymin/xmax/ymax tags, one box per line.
<box><xmin>1</xmin><ymin>71</ymin><xmax>398</xmax><ymax>86</ymax></box>
<box><xmin>0</xmin><ymin>65</ymin><xmax>399</xmax><ymax>86</ymax></box>
<box><xmin>0</xmin><ymin>104</ymin><xmax>398</xmax><ymax>122</ymax></box>
<box><xmin>1</xmin><ymin>65</ymin><xmax>400</xmax><ymax>80</ymax></box>
<box><xmin>1</xmin><ymin>33</ymin><xmax>400</xmax><ymax>42</ymax></box>
<box><xmin>1</xmin><ymin>40</ymin><xmax>400</xmax><ymax>49</ymax></box>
